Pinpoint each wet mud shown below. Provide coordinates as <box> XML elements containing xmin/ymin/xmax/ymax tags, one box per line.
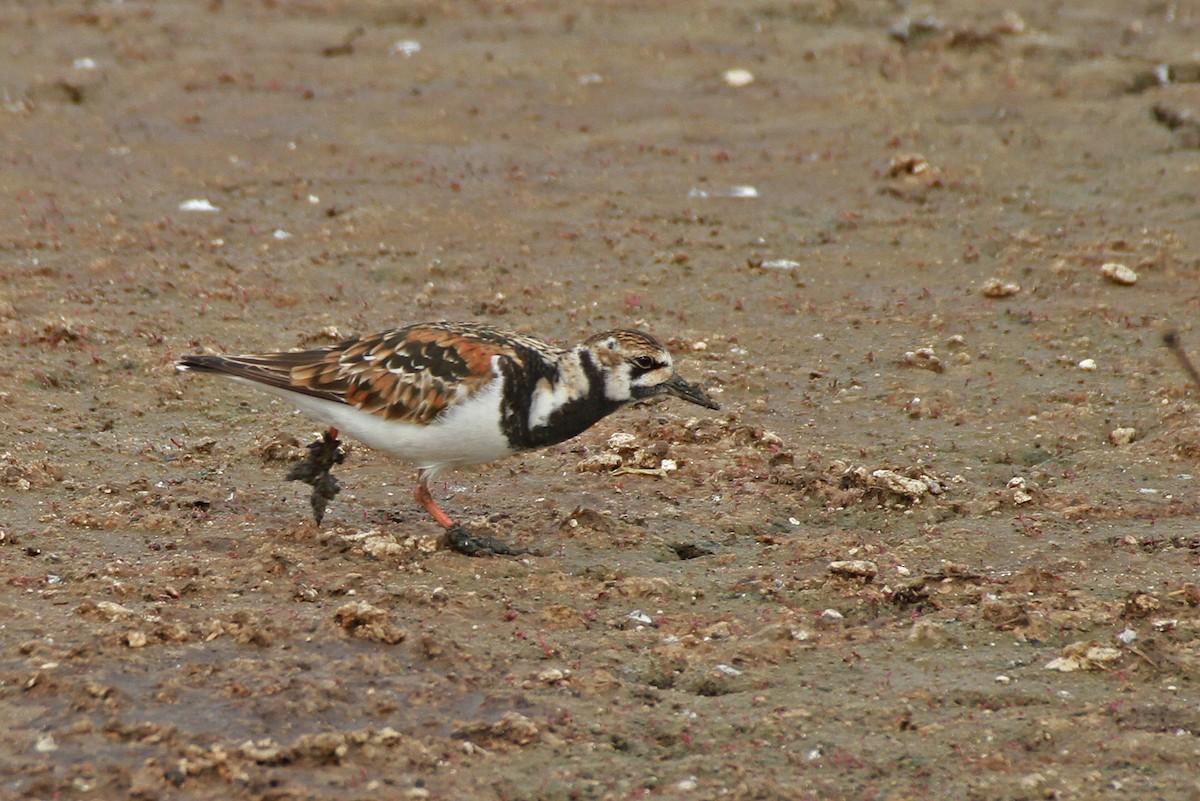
<box><xmin>3</xmin><ymin>2</ymin><xmax>1200</xmax><ymax>799</ymax></box>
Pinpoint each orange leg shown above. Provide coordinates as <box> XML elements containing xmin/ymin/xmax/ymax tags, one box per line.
<box><xmin>414</xmin><ymin>478</ymin><xmax>455</xmax><ymax>529</ymax></box>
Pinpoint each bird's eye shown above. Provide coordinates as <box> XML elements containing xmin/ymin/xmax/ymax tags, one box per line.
<box><xmin>632</xmin><ymin>355</ymin><xmax>659</xmax><ymax>370</ymax></box>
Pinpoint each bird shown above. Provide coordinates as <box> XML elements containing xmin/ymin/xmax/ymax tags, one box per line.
<box><xmin>176</xmin><ymin>321</ymin><xmax>720</xmax><ymax>555</ymax></box>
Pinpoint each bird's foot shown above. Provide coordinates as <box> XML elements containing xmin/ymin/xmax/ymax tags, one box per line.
<box><xmin>444</xmin><ymin>524</ymin><xmax>536</xmax><ymax>557</ymax></box>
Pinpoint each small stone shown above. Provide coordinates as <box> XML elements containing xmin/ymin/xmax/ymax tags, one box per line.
<box><xmin>125</xmin><ymin>630</ymin><xmax>148</xmax><ymax>648</ymax></box>
<box><xmin>722</xmin><ymin>68</ymin><xmax>754</xmax><ymax>87</ymax></box>
<box><xmin>240</xmin><ymin>739</ymin><xmax>283</xmax><ymax>763</ymax></box>
<box><xmin>96</xmin><ymin>600</ymin><xmax>137</xmax><ymax>619</ymax></box>
<box><xmin>908</xmin><ymin>619</ymin><xmax>955</xmax><ymax>647</ymax></box>
<box><xmin>1109</xmin><ymin>427</ymin><xmax>1137</xmax><ymax>446</ymax></box>
<box><xmin>178</xmin><ymin>198</ymin><xmax>219</xmax><ymax>213</ymax></box>
<box><xmin>902</xmin><ymin>348</ymin><xmax>945</xmax><ymax>373</ymax></box>
<box><xmin>888</xmin><ymin>153</ymin><xmax>930</xmax><ymax>177</ymax></box>
<box><xmin>1045</xmin><ymin>641</ymin><xmax>1123</xmax><ymax>671</ymax></box>
<box><xmin>981</xmin><ymin>278</ymin><xmax>1020</xmax><ymax>298</ymax></box>
<box><xmin>575</xmin><ymin>452</ymin><xmax>623</xmax><ymax>473</ymax></box>
<box><xmin>606</xmin><ymin>432</ymin><xmax>638</xmax><ymax>452</ymax></box>
<box><xmin>829</xmin><ymin>560</ymin><xmax>878</xmax><ymax>581</ymax></box>
<box><xmin>1100</xmin><ymin>262</ymin><xmax>1138</xmax><ymax>285</ymax></box>
<box><xmin>1078</xmin><ymin>358</ymin><xmax>1097</xmax><ymax>371</ymax></box>
<box><xmin>869</xmin><ymin>469</ymin><xmax>929</xmax><ymax>500</ymax></box>
<box><xmin>536</xmin><ymin>667</ymin><xmax>569</xmax><ymax>685</ymax></box>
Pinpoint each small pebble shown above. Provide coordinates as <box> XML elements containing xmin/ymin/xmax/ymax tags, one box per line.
<box><xmin>1078</xmin><ymin>358</ymin><xmax>1097</xmax><ymax>371</ymax></box>
<box><xmin>178</xmin><ymin>198</ymin><xmax>219</xmax><ymax>212</ymax></box>
<box><xmin>981</xmin><ymin>278</ymin><xmax>1020</xmax><ymax>298</ymax></box>
<box><xmin>722</xmin><ymin>68</ymin><xmax>755</xmax><ymax>87</ymax></box>
<box><xmin>1109</xmin><ymin>427</ymin><xmax>1137</xmax><ymax>446</ymax></box>
<box><xmin>390</xmin><ymin>40</ymin><xmax>421</xmax><ymax>57</ymax></box>
<box><xmin>1100</xmin><ymin>262</ymin><xmax>1138</xmax><ymax>286</ymax></box>
<box><xmin>829</xmin><ymin>560</ymin><xmax>878</xmax><ymax>580</ymax></box>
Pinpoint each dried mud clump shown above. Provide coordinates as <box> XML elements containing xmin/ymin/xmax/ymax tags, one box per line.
<box><xmin>333</xmin><ymin>601</ymin><xmax>408</xmax><ymax>644</ymax></box>
<box><xmin>452</xmin><ymin>711</ymin><xmax>540</xmax><ymax>749</ymax></box>
<box><xmin>1</xmin><ymin>451</ymin><xmax>65</xmax><ymax>489</ymax></box>
<box><xmin>575</xmin><ymin>431</ymin><xmax>678</xmax><ymax>476</ymax></box>
<box><xmin>200</xmin><ymin>611</ymin><xmax>277</xmax><ymax>647</ymax></box>
<box><xmin>782</xmin><ymin>460</ymin><xmax>948</xmax><ymax>509</ymax></box>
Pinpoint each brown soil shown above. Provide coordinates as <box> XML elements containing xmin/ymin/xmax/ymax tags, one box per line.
<box><xmin>3</xmin><ymin>2</ymin><xmax>1200</xmax><ymax>799</ymax></box>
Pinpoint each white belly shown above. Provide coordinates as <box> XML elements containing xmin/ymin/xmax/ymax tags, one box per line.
<box><xmin>228</xmin><ymin>375</ymin><xmax>515</xmax><ymax>474</ymax></box>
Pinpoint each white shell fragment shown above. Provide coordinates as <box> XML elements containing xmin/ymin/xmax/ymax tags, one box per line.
<box><xmin>1045</xmin><ymin>643</ymin><xmax>1122</xmax><ymax>672</ymax></box>
<box><xmin>607</xmin><ymin>432</ymin><xmax>638</xmax><ymax>451</ymax></box>
<box><xmin>179</xmin><ymin>198</ymin><xmax>219</xmax><ymax>212</ymax></box>
<box><xmin>390</xmin><ymin>40</ymin><xmax>422</xmax><ymax>57</ymax></box>
<box><xmin>981</xmin><ymin>278</ymin><xmax>1020</xmax><ymax>297</ymax></box>
<box><xmin>722</xmin><ymin>68</ymin><xmax>755</xmax><ymax>87</ymax></box>
<box><xmin>1078</xmin><ymin>358</ymin><xmax>1097</xmax><ymax>371</ymax></box>
<box><xmin>688</xmin><ymin>185</ymin><xmax>759</xmax><ymax>199</ymax></box>
<box><xmin>1100</xmin><ymin>262</ymin><xmax>1138</xmax><ymax>285</ymax></box>
<box><xmin>869</xmin><ymin>469</ymin><xmax>930</xmax><ymax>500</ymax></box>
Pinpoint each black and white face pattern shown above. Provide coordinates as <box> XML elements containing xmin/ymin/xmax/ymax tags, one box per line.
<box><xmin>584</xmin><ymin>330</ymin><xmax>719</xmax><ymax>410</ymax></box>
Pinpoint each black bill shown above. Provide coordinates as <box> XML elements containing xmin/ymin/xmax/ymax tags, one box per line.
<box><xmin>663</xmin><ymin>374</ymin><xmax>720</xmax><ymax>410</ymax></box>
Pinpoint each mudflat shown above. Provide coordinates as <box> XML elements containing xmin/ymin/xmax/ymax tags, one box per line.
<box><xmin>3</xmin><ymin>2</ymin><xmax>1200</xmax><ymax>799</ymax></box>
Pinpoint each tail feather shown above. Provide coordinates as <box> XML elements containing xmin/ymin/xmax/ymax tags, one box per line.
<box><xmin>176</xmin><ymin>354</ymin><xmax>233</xmax><ymax>374</ymax></box>
<box><xmin>176</xmin><ymin>353</ymin><xmax>293</xmax><ymax>387</ymax></box>
<box><xmin>175</xmin><ymin>352</ymin><xmax>344</xmax><ymax>404</ymax></box>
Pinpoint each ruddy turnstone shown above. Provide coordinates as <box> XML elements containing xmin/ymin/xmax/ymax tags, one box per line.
<box><xmin>177</xmin><ymin>321</ymin><xmax>719</xmax><ymax>555</ymax></box>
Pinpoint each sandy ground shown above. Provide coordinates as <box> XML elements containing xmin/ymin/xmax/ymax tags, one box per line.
<box><xmin>3</xmin><ymin>1</ymin><xmax>1200</xmax><ymax>799</ymax></box>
